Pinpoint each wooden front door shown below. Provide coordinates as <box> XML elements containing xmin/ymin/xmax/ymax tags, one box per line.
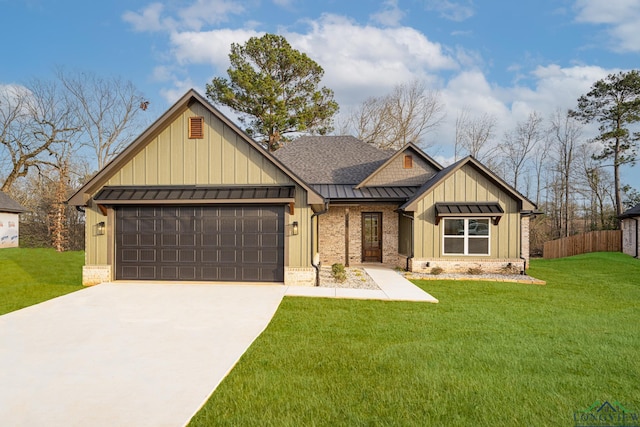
<box><xmin>362</xmin><ymin>212</ymin><xmax>382</xmax><ymax>262</ymax></box>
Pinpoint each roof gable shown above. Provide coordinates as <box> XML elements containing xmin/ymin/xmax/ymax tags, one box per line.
<box><xmin>68</xmin><ymin>89</ymin><xmax>323</xmax><ymax>205</ymax></box>
<box><xmin>356</xmin><ymin>142</ymin><xmax>442</xmax><ymax>188</ymax></box>
<box><xmin>272</xmin><ymin>136</ymin><xmax>391</xmax><ymax>184</ymax></box>
<box><xmin>400</xmin><ymin>156</ymin><xmax>536</xmax><ymax>212</ymax></box>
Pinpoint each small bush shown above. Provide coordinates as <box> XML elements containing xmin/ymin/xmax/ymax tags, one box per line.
<box><xmin>467</xmin><ymin>266</ymin><xmax>484</xmax><ymax>275</ymax></box>
<box><xmin>331</xmin><ymin>263</ymin><xmax>346</xmax><ymax>282</ymax></box>
<box><xmin>331</xmin><ymin>263</ymin><xmax>345</xmax><ymax>275</ymax></box>
<box><xmin>500</xmin><ymin>264</ymin><xmax>520</xmax><ymax>275</ymax></box>
<box><xmin>430</xmin><ymin>266</ymin><xmax>444</xmax><ymax>275</ymax></box>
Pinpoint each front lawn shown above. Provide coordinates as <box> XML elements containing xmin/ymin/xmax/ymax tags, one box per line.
<box><xmin>190</xmin><ymin>252</ymin><xmax>640</xmax><ymax>426</ymax></box>
<box><xmin>0</xmin><ymin>247</ymin><xmax>84</xmax><ymax>315</ymax></box>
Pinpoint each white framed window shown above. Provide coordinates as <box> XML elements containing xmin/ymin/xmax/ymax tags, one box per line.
<box><xmin>442</xmin><ymin>218</ymin><xmax>490</xmax><ymax>255</ymax></box>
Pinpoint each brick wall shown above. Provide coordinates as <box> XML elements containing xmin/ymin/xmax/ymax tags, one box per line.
<box><xmin>318</xmin><ymin>205</ymin><xmax>403</xmax><ymax>267</ymax></box>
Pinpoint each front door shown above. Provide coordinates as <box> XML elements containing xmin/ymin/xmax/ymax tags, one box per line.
<box><xmin>362</xmin><ymin>212</ymin><xmax>382</xmax><ymax>262</ymax></box>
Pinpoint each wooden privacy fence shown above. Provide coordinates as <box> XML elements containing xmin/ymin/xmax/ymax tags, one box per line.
<box><xmin>543</xmin><ymin>230</ymin><xmax>622</xmax><ymax>259</ymax></box>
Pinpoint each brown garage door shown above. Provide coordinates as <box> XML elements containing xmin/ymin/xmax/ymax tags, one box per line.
<box><xmin>115</xmin><ymin>205</ymin><xmax>284</xmax><ymax>282</ymax></box>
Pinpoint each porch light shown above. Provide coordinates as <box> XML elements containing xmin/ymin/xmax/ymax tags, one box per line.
<box><xmin>292</xmin><ymin>221</ymin><xmax>299</xmax><ymax>235</ymax></box>
<box><xmin>96</xmin><ymin>221</ymin><xmax>106</xmax><ymax>236</ymax></box>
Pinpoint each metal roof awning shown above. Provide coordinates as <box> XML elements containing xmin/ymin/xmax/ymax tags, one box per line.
<box><xmin>435</xmin><ymin>202</ymin><xmax>504</xmax><ymax>225</ymax></box>
<box><xmin>93</xmin><ymin>185</ymin><xmax>296</xmax><ymax>214</ymax></box>
<box><xmin>311</xmin><ymin>184</ymin><xmax>418</xmax><ymax>201</ymax></box>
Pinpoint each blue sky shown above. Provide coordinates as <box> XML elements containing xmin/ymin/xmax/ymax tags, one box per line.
<box><xmin>1</xmin><ymin>0</ymin><xmax>639</xmax><ymax>187</ymax></box>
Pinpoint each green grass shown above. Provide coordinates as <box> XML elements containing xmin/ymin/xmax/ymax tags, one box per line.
<box><xmin>190</xmin><ymin>252</ymin><xmax>640</xmax><ymax>426</ymax></box>
<box><xmin>0</xmin><ymin>247</ymin><xmax>84</xmax><ymax>315</ymax></box>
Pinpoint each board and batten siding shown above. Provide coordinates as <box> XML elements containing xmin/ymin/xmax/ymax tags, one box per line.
<box><xmin>85</xmin><ymin>103</ymin><xmax>311</xmax><ymax>269</ymax></box>
<box><xmin>413</xmin><ymin>164</ymin><xmax>521</xmax><ymax>259</ymax></box>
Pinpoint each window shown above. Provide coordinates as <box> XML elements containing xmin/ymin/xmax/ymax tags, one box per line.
<box><xmin>443</xmin><ymin>218</ymin><xmax>490</xmax><ymax>255</ymax></box>
<box><xmin>189</xmin><ymin>116</ymin><xmax>204</xmax><ymax>139</ymax></box>
<box><xmin>403</xmin><ymin>155</ymin><xmax>413</xmax><ymax>169</ymax></box>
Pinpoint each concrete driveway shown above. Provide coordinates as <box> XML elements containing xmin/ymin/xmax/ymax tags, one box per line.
<box><xmin>0</xmin><ymin>283</ymin><xmax>285</xmax><ymax>427</ymax></box>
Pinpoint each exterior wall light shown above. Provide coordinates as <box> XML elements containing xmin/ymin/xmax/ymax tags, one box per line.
<box><xmin>96</xmin><ymin>221</ymin><xmax>106</xmax><ymax>236</ymax></box>
<box><xmin>292</xmin><ymin>221</ymin><xmax>299</xmax><ymax>236</ymax></box>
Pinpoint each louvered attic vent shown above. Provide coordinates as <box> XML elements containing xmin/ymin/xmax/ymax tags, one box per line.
<box><xmin>189</xmin><ymin>116</ymin><xmax>204</xmax><ymax>139</ymax></box>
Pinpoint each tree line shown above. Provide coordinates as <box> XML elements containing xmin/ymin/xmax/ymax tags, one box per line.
<box><xmin>2</xmin><ymin>33</ymin><xmax>638</xmax><ymax>255</ymax></box>
<box><xmin>0</xmin><ymin>69</ymin><xmax>149</xmax><ymax>251</ymax></box>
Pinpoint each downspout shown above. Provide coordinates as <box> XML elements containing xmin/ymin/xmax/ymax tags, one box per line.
<box><xmin>311</xmin><ymin>201</ymin><xmax>329</xmax><ymax>286</ymax></box>
<box><xmin>398</xmin><ymin>210</ymin><xmax>414</xmax><ymax>272</ymax></box>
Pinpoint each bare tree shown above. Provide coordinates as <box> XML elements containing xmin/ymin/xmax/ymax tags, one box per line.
<box><xmin>576</xmin><ymin>145</ymin><xmax>616</xmax><ymax>230</ymax></box>
<box><xmin>500</xmin><ymin>111</ymin><xmax>544</xmax><ymax>192</ymax></box>
<box><xmin>550</xmin><ymin>110</ymin><xmax>583</xmax><ymax>237</ymax></box>
<box><xmin>57</xmin><ymin>69</ymin><xmax>148</xmax><ymax>169</ymax></box>
<box><xmin>0</xmin><ymin>81</ymin><xmax>79</xmax><ymax>192</ymax></box>
<box><xmin>347</xmin><ymin>80</ymin><xmax>445</xmax><ymax>150</ymax></box>
<box><xmin>454</xmin><ymin>109</ymin><xmax>497</xmax><ymax>162</ymax></box>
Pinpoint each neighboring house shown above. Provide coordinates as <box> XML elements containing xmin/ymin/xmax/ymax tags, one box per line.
<box><xmin>0</xmin><ymin>191</ymin><xmax>27</xmax><ymax>248</ymax></box>
<box><xmin>620</xmin><ymin>203</ymin><xmax>640</xmax><ymax>258</ymax></box>
<box><xmin>68</xmin><ymin>89</ymin><xmax>537</xmax><ymax>287</ymax></box>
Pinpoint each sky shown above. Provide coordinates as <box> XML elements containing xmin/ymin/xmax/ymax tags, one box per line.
<box><xmin>1</xmin><ymin>0</ymin><xmax>639</xmax><ymax>188</ymax></box>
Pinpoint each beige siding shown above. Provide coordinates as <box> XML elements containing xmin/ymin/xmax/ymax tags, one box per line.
<box><xmin>85</xmin><ymin>104</ymin><xmax>311</xmax><ymax>269</ymax></box>
<box><xmin>413</xmin><ymin>164</ymin><xmax>521</xmax><ymax>260</ymax></box>
<box><xmin>364</xmin><ymin>152</ymin><xmax>438</xmax><ymax>187</ymax></box>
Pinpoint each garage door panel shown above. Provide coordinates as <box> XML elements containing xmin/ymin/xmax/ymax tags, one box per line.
<box><xmin>161</xmin><ymin>249</ymin><xmax>178</xmax><ymax>262</ymax></box>
<box><xmin>162</xmin><ymin>234</ymin><xmax>178</xmax><ymax>246</ymax></box>
<box><xmin>116</xmin><ymin>205</ymin><xmax>284</xmax><ymax>282</ymax></box>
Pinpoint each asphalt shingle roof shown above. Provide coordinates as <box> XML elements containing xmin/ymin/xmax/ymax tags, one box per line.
<box><xmin>621</xmin><ymin>203</ymin><xmax>640</xmax><ymax>218</ymax></box>
<box><xmin>272</xmin><ymin>136</ymin><xmax>392</xmax><ymax>184</ymax></box>
<box><xmin>0</xmin><ymin>191</ymin><xmax>27</xmax><ymax>213</ymax></box>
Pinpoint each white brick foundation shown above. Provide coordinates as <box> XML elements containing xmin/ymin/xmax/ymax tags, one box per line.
<box><xmin>82</xmin><ymin>265</ymin><xmax>112</xmax><ymax>286</ymax></box>
<box><xmin>410</xmin><ymin>258</ymin><xmax>525</xmax><ymax>274</ymax></box>
<box><xmin>284</xmin><ymin>267</ymin><xmax>316</xmax><ymax>286</ymax></box>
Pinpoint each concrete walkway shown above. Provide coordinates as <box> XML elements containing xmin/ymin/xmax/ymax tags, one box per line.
<box><xmin>285</xmin><ymin>266</ymin><xmax>439</xmax><ymax>303</ymax></box>
<box><xmin>0</xmin><ymin>267</ymin><xmax>435</xmax><ymax>426</ymax></box>
<box><xmin>0</xmin><ymin>283</ymin><xmax>285</xmax><ymax>427</ymax></box>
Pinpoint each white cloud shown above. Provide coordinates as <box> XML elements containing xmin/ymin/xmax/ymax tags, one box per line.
<box><xmin>424</xmin><ymin>0</ymin><xmax>475</xmax><ymax>22</ymax></box>
<box><xmin>574</xmin><ymin>0</ymin><xmax>640</xmax><ymax>52</ymax></box>
<box><xmin>122</xmin><ymin>3</ymin><xmax>166</xmax><ymax>32</ymax></box>
<box><xmin>161</xmin><ymin>14</ymin><xmax>459</xmax><ymax>110</ymax></box>
<box><xmin>284</xmin><ymin>14</ymin><xmax>458</xmax><ymax>106</ymax></box>
<box><xmin>370</xmin><ymin>0</ymin><xmax>405</xmax><ymax>27</ymax></box>
<box><xmin>169</xmin><ymin>28</ymin><xmax>262</xmax><ymax>67</ymax></box>
<box><xmin>123</xmin><ymin>0</ymin><xmax>244</xmax><ymax>33</ymax></box>
<box><xmin>432</xmin><ymin>64</ymin><xmax>614</xmax><ymax>154</ymax></box>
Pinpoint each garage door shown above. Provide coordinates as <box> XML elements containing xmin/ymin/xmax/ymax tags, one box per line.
<box><xmin>115</xmin><ymin>205</ymin><xmax>284</xmax><ymax>282</ymax></box>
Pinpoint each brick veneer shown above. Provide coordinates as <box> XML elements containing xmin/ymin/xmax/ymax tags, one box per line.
<box><xmin>318</xmin><ymin>205</ymin><xmax>402</xmax><ymax>267</ymax></box>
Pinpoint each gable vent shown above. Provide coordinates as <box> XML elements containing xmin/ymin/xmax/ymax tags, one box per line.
<box><xmin>189</xmin><ymin>116</ymin><xmax>204</xmax><ymax>139</ymax></box>
<box><xmin>403</xmin><ymin>155</ymin><xmax>413</xmax><ymax>169</ymax></box>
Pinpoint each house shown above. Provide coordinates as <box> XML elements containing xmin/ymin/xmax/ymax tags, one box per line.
<box><xmin>68</xmin><ymin>89</ymin><xmax>537</xmax><ymax>286</ymax></box>
<box><xmin>620</xmin><ymin>203</ymin><xmax>640</xmax><ymax>258</ymax></box>
<box><xmin>274</xmin><ymin>136</ymin><xmax>538</xmax><ymax>275</ymax></box>
<box><xmin>0</xmin><ymin>191</ymin><xmax>27</xmax><ymax>248</ymax></box>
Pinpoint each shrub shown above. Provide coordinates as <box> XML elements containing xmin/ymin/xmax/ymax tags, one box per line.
<box><xmin>467</xmin><ymin>266</ymin><xmax>484</xmax><ymax>275</ymax></box>
<box><xmin>500</xmin><ymin>264</ymin><xmax>520</xmax><ymax>275</ymax></box>
<box><xmin>331</xmin><ymin>263</ymin><xmax>345</xmax><ymax>275</ymax></box>
<box><xmin>331</xmin><ymin>263</ymin><xmax>346</xmax><ymax>282</ymax></box>
<box><xmin>430</xmin><ymin>266</ymin><xmax>444</xmax><ymax>275</ymax></box>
